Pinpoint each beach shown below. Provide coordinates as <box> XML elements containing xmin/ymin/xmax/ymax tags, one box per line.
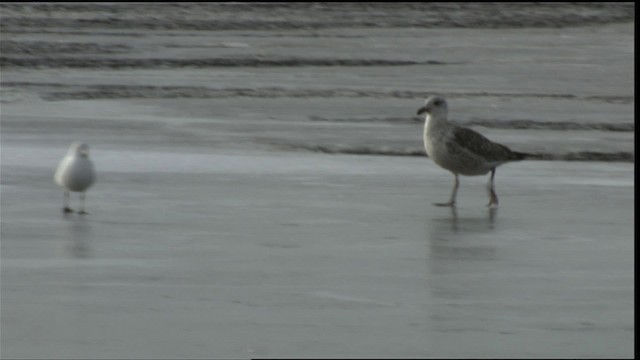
<box><xmin>0</xmin><ymin>3</ymin><xmax>635</xmax><ymax>358</ymax></box>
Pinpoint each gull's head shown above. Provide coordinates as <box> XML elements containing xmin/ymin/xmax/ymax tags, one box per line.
<box><xmin>417</xmin><ymin>96</ymin><xmax>448</xmax><ymax>117</ymax></box>
<box><xmin>69</xmin><ymin>142</ymin><xmax>91</xmax><ymax>158</ymax></box>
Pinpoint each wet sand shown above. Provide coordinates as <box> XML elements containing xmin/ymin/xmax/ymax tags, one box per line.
<box><xmin>1</xmin><ymin>148</ymin><xmax>635</xmax><ymax>358</ymax></box>
<box><xmin>1</xmin><ymin>3</ymin><xmax>635</xmax><ymax>359</ymax></box>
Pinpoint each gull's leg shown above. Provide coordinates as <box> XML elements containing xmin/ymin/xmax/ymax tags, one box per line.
<box><xmin>63</xmin><ymin>191</ymin><xmax>73</xmax><ymax>214</ymax></box>
<box><xmin>487</xmin><ymin>168</ymin><xmax>499</xmax><ymax>207</ymax></box>
<box><xmin>78</xmin><ymin>192</ymin><xmax>88</xmax><ymax>215</ymax></box>
<box><xmin>435</xmin><ymin>173</ymin><xmax>459</xmax><ymax>207</ymax></box>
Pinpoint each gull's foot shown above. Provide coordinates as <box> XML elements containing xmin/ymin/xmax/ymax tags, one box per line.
<box><xmin>487</xmin><ymin>190</ymin><xmax>499</xmax><ymax>208</ymax></box>
<box><xmin>434</xmin><ymin>201</ymin><xmax>456</xmax><ymax>207</ymax></box>
<box><xmin>63</xmin><ymin>207</ymin><xmax>74</xmax><ymax>214</ymax></box>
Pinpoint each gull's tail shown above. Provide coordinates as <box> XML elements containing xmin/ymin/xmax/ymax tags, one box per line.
<box><xmin>511</xmin><ymin>151</ymin><xmax>542</xmax><ymax>161</ymax></box>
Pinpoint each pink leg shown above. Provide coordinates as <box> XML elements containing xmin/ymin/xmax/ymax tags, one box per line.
<box><xmin>435</xmin><ymin>173</ymin><xmax>459</xmax><ymax>207</ymax></box>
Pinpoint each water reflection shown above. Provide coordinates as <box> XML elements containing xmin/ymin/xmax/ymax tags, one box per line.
<box><xmin>66</xmin><ymin>216</ymin><xmax>93</xmax><ymax>259</ymax></box>
<box><xmin>424</xmin><ymin>207</ymin><xmax>499</xmax><ymax>271</ymax></box>
<box><xmin>431</xmin><ymin>206</ymin><xmax>497</xmax><ymax>235</ymax></box>
<box><xmin>488</xmin><ymin>207</ymin><xmax>497</xmax><ymax>228</ymax></box>
<box><xmin>423</xmin><ymin>207</ymin><xmax>501</xmax><ymax>343</ymax></box>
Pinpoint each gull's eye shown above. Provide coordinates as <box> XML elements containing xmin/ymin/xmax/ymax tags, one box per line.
<box><xmin>433</xmin><ymin>99</ymin><xmax>442</xmax><ymax>106</ymax></box>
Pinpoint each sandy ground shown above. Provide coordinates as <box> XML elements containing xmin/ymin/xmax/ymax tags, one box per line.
<box><xmin>0</xmin><ymin>3</ymin><xmax>635</xmax><ymax>359</ymax></box>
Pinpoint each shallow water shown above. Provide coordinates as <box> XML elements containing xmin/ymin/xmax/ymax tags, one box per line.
<box><xmin>1</xmin><ymin>4</ymin><xmax>634</xmax><ymax>161</ymax></box>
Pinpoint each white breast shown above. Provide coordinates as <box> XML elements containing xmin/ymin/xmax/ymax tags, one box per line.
<box><xmin>55</xmin><ymin>156</ymin><xmax>96</xmax><ymax>192</ymax></box>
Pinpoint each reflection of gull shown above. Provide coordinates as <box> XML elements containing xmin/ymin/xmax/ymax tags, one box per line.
<box><xmin>54</xmin><ymin>142</ymin><xmax>96</xmax><ymax>214</ymax></box>
<box><xmin>67</xmin><ymin>217</ymin><xmax>92</xmax><ymax>258</ymax></box>
<box><xmin>417</xmin><ymin>96</ymin><xmax>532</xmax><ymax>207</ymax></box>
<box><xmin>434</xmin><ymin>207</ymin><xmax>497</xmax><ymax>234</ymax></box>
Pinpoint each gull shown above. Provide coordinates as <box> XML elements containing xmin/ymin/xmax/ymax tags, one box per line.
<box><xmin>54</xmin><ymin>142</ymin><xmax>96</xmax><ymax>214</ymax></box>
<box><xmin>417</xmin><ymin>96</ymin><xmax>531</xmax><ymax>207</ymax></box>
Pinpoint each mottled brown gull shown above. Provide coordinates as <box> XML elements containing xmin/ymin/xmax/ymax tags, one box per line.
<box><xmin>54</xmin><ymin>142</ymin><xmax>96</xmax><ymax>214</ymax></box>
<box><xmin>417</xmin><ymin>96</ymin><xmax>531</xmax><ymax>207</ymax></box>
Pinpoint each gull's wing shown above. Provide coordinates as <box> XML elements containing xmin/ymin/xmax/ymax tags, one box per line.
<box><xmin>451</xmin><ymin>125</ymin><xmax>521</xmax><ymax>162</ymax></box>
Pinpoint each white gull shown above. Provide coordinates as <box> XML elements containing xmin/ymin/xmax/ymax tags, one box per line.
<box><xmin>54</xmin><ymin>142</ymin><xmax>96</xmax><ymax>214</ymax></box>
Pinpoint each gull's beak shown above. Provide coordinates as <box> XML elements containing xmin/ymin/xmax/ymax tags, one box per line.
<box><xmin>417</xmin><ymin>105</ymin><xmax>428</xmax><ymax>115</ymax></box>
